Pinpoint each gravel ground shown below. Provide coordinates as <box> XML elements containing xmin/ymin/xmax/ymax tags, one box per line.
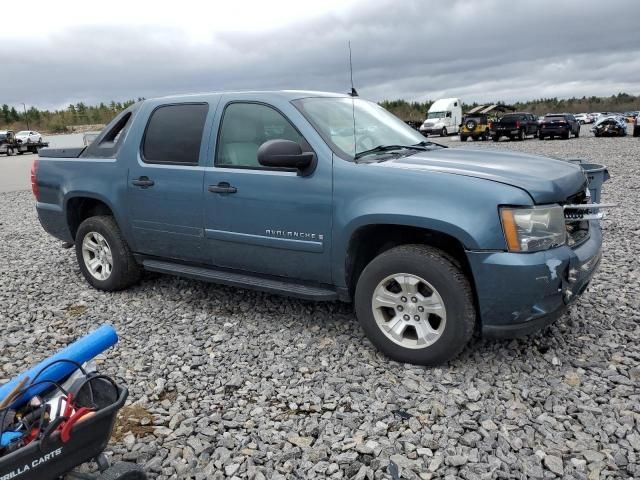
<box><xmin>1</xmin><ymin>126</ymin><xmax>638</xmax><ymax>479</ymax></box>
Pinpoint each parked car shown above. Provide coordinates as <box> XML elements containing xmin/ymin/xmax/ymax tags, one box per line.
<box><xmin>623</xmin><ymin>111</ymin><xmax>639</xmax><ymax>123</ymax></box>
<box><xmin>539</xmin><ymin>114</ymin><xmax>580</xmax><ymax>139</ymax></box>
<box><xmin>33</xmin><ymin>91</ymin><xmax>606</xmax><ymax>366</ymax></box>
<box><xmin>489</xmin><ymin>112</ymin><xmax>538</xmax><ymax>141</ymax></box>
<box><xmin>574</xmin><ymin>114</ymin><xmax>588</xmax><ymax>125</ymax></box>
<box><xmin>592</xmin><ymin>115</ymin><xmax>627</xmax><ymax>137</ymax></box>
<box><xmin>15</xmin><ymin>130</ymin><xmax>43</xmax><ymax>144</ymax></box>
<box><xmin>634</xmin><ymin>115</ymin><xmax>640</xmax><ymax>137</ymax></box>
<box><xmin>419</xmin><ymin>98</ymin><xmax>462</xmax><ymax>137</ymax></box>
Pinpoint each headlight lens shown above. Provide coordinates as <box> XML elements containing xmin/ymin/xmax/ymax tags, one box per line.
<box><xmin>500</xmin><ymin>205</ymin><xmax>566</xmax><ymax>252</ymax></box>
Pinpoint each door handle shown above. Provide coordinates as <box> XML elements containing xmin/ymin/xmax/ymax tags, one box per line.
<box><xmin>132</xmin><ymin>176</ymin><xmax>155</xmax><ymax>188</ymax></box>
<box><xmin>208</xmin><ymin>182</ymin><xmax>237</xmax><ymax>194</ymax></box>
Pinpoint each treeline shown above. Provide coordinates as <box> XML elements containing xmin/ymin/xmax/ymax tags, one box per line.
<box><xmin>381</xmin><ymin>92</ymin><xmax>640</xmax><ymax>121</ymax></box>
<box><xmin>1</xmin><ymin>93</ymin><xmax>638</xmax><ymax>133</ymax></box>
<box><xmin>0</xmin><ymin>99</ymin><xmax>143</xmax><ymax>133</ymax></box>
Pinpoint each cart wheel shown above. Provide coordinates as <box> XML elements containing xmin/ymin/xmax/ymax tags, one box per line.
<box><xmin>96</xmin><ymin>463</ymin><xmax>147</xmax><ymax>480</ymax></box>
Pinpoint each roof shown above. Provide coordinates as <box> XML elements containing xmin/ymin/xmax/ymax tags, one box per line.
<box><xmin>156</xmin><ymin>90</ymin><xmax>351</xmax><ymax>102</ymax></box>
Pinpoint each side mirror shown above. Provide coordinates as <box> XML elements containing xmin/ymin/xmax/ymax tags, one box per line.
<box><xmin>258</xmin><ymin>139</ymin><xmax>315</xmax><ymax>175</ymax></box>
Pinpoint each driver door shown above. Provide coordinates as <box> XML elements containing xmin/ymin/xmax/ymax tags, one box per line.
<box><xmin>203</xmin><ymin>100</ymin><xmax>333</xmax><ymax>284</ymax></box>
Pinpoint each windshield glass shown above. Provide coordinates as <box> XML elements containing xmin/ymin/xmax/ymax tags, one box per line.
<box><xmin>293</xmin><ymin>97</ymin><xmax>425</xmax><ymax>159</ymax></box>
<box><xmin>16</xmin><ymin>131</ymin><xmax>29</xmax><ymax>135</ymax></box>
<box><xmin>0</xmin><ymin>134</ymin><xmax>6</xmax><ymax>140</ymax></box>
<box><xmin>427</xmin><ymin>111</ymin><xmax>446</xmax><ymax>119</ymax></box>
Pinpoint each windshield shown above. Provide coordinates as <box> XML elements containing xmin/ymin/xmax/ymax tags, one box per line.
<box><xmin>16</xmin><ymin>131</ymin><xmax>29</xmax><ymax>135</ymax></box>
<box><xmin>293</xmin><ymin>97</ymin><xmax>425</xmax><ymax>159</ymax></box>
<box><xmin>0</xmin><ymin>134</ymin><xmax>6</xmax><ymax>140</ymax></box>
<box><xmin>427</xmin><ymin>111</ymin><xmax>446</xmax><ymax>119</ymax></box>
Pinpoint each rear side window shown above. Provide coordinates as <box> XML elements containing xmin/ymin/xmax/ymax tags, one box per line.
<box><xmin>143</xmin><ymin>103</ymin><xmax>208</xmax><ymax>165</ymax></box>
<box><xmin>82</xmin><ymin>104</ymin><xmax>139</xmax><ymax>159</ymax></box>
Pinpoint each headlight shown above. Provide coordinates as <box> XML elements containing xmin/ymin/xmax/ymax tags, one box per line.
<box><xmin>500</xmin><ymin>205</ymin><xmax>565</xmax><ymax>252</ymax></box>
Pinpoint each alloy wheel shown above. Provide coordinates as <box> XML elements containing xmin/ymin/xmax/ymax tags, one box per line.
<box><xmin>371</xmin><ymin>273</ymin><xmax>447</xmax><ymax>349</ymax></box>
<box><xmin>82</xmin><ymin>232</ymin><xmax>113</xmax><ymax>281</ymax></box>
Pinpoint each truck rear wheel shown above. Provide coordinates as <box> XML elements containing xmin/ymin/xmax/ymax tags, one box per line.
<box><xmin>354</xmin><ymin>245</ymin><xmax>475</xmax><ymax>366</ymax></box>
<box><xmin>75</xmin><ymin>216</ymin><xmax>141</xmax><ymax>291</ymax></box>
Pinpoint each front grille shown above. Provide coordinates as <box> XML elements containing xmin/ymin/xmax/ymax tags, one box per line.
<box><xmin>563</xmin><ymin>188</ymin><xmax>590</xmax><ymax>247</ymax></box>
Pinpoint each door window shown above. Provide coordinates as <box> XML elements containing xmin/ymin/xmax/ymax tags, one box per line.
<box><xmin>216</xmin><ymin>102</ymin><xmax>308</xmax><ymax>169</ymax></box>
<box><xmin>142</xmin><ymin>103</ymin><xmax>208</xmax><ymax>165</ymax></box>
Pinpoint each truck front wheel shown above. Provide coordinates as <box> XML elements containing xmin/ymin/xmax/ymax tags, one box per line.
<box><xmin>354</xmin><ymin>245</ymin><xmax>476</xmax><ymax>366</ymax></box>
<box><xmin>75</xmin><ymin>216</ymin><xmax>141</xmax><ymax>291</ymax></box>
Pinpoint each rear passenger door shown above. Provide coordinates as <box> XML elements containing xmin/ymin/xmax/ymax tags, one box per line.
<box><xmin>127</xmin><ymin>101</ymin><xmax>214</xmax><ymax>263</ymax></box>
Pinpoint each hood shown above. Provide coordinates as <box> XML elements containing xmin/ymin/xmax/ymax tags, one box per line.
<box><xmin>374</xmin><ymin>148</ymin><xmax>587</xmax><ymax>204</ymax></box>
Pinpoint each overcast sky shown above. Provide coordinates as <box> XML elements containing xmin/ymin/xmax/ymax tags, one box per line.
<box><xmin>2</xmin><ymin>0</ymin><xmax>639</xmax><ymax>110</ymax></box>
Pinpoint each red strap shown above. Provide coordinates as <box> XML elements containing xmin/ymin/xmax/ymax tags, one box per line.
<box><xmin>60</xmin><ymin>407</ymin><xmax>93</xmax><ymax>443</ymax></box>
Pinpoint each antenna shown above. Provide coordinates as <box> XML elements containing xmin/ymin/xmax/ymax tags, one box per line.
<box><xmin>348</xmin><ymin>41</ymin><xmax>358</xmax><ymax>97</ymax></box>
<box><xmin>349</xmin><ymin>41</ymin><xmax>357</xmax><ymax>157</ymax></box>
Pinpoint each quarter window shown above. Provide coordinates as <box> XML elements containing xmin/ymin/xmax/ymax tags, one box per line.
<box><xmin>216</xmin><ymin>103</ymin><xmax>308</xmax><ymax>168</ymax></box>
<box><xmin>143</xmin><ymin>103</ymin><xmax>208</xmax><ymax>165</ymax></box>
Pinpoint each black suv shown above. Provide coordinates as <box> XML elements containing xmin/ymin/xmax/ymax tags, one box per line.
<box><xmin>539</xmin><ymin>114</ymin><xmax>580</xmax><ymax>140</ymax></box>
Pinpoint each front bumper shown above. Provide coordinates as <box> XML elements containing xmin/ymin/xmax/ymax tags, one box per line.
<box><xmin>419</xmin><ymin>127</ymin><xmax>442</xmax><ymax>135</ymax></box>
<box><xmin>467</xmin><ymin>221</ymin><xmax>602</xmax><ymax>338</ymax></box>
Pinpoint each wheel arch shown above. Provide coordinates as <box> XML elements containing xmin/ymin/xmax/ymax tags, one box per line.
<box><xmin>343</xmin><ymin>223</ymin><xmax>478</xmax><ymax>304</ymax></box>
<box><xmin>65</xmin><ymin>193</ymin><xmax>121</xmax><ymax>241</ymax></box>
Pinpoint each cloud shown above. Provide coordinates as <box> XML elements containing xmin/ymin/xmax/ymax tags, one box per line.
<box><xmin>1</xmin><ymin>0</ymin><xmax>639</xmax><ymax>109</ymax></box>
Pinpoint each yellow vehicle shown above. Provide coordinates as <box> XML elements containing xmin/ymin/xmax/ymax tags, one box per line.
<box><xmin>459</xmin><ymin>104</ymin><xmax>515</xmax><ymax>141</ymax></box>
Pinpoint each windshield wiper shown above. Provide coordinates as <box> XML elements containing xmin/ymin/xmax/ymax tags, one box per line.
<box><xmin>414</xmin><ymin>140</ymin><xmax>448</xmax><ymax>149</ymax></box>
<box><xmin>354</xmin><ymin>144</ymin><xmax>429</xmax><ymax>161</ymax></box>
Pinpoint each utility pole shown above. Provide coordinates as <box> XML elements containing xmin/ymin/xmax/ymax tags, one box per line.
<box><xmin>21</xmin><ymin>103</ymin><xmax>30</xmax><ymax>130</ymax></box>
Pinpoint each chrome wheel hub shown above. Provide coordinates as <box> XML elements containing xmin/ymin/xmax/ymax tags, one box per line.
<box><xmin>371</xmin><ymin>273</ymin><xmax>446</xmax><ymax>349</ymax></box>
<box><xmin>82</xmin><ymin>232</ymin><xmax>113</xmax><ymax>281</ymax></box>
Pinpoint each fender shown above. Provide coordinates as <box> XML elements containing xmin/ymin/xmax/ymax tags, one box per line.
<box><xmin>331</xmin><ymin>159</ymin><xmax>534</xmax><ymax>287</ymax></box>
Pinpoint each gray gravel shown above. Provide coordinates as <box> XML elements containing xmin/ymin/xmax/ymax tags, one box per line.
<box><xmin>1</xmin><ymin>126</ymin><xmax>639</xmax><ymax>479</ymax></box>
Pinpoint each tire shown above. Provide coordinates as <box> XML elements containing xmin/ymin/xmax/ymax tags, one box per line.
<box><xmin>575</xmin><ymin>129</ymin><xmax>580</xmax><ymax>138</ymax></box>
<box><xmin>539</xmin><ymin>134</ymin><xmax>545</xmax><ymax>140</ymax></box>
<box><xmin>75</xmin><ymin>216</ymin><xmax>141</xmax><ymax>291</ymax></box>
<box><xmin>460</xmin><ymin>135</ymin><xmax>467</xmax><ymax>142</ymax></box>
<box><xmin>354</xmin><ymin>244</ymin><xmax>476</xmax><ymax>366</ymax></box>
<box><xmin>472</xmin><ymin>135</ymin><xmax>479</xmax><ymax>141</ymax></box>
<box><xmin>517</xmin><ymin>129</ymin><xmax>525</xmax><ymax>141</ymax></box>
<box><xmin>492</xmin><ymin>135</ymin><xmax>499</xmax><ymax>142</ymax></box>
<box><xmin>440</xmin><ymin>127</ymin><xmax>447</xmax><ymax>137</ymax></box>
<box><xmin>562</xmin><ymin>132</ymin><xmax>570</xmax><ymax>140</ymax></box>
<box><xmin>634</xmin><ymin>127</ymin><xmax>640</xmax><ymax>137</ymax></box>
<box><xmin>96</xmin><ymin>462</ymin><xmax>147</xmax><ymax>480</ymax></box>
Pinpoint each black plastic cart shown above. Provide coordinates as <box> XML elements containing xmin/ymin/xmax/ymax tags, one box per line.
<box><xmin>0</xmin><ymin>385</ymin><xmax>146</xmax><ymax>480</ymax></box>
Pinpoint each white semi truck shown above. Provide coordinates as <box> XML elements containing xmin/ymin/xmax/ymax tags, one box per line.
<box><xmin>419</xmin><ymin>98</ymin><xmax>462</xmax><ymax>137</ymax></box>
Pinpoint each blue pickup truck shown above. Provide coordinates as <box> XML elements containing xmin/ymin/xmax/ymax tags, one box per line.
<box><xmin>33</xmin><ymin>91</ymin><xmax>606</xmax><ymax>365</ymax></box>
